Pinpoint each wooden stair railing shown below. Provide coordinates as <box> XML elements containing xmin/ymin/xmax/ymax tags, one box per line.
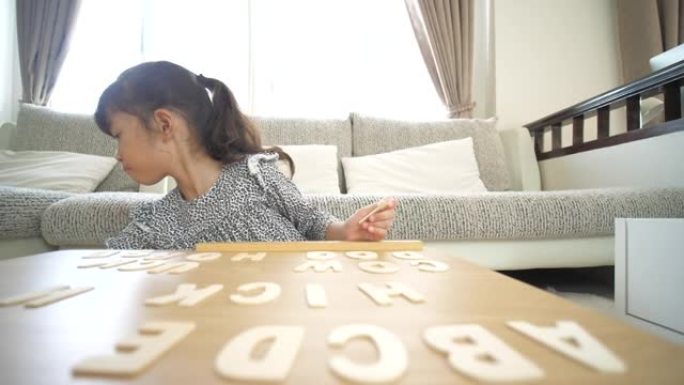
<box><xmin>525</xmin><ymin>61</ymin><xmax>684</xmax><ymax>161</ymax></box>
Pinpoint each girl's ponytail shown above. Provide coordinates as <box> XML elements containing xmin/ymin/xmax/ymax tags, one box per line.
<box><xmin>196</xmin><ymin>75</ymin><xmax>293</xmax><ymax>172</ymax></box>
<box><xmin>196</xmin><ymin>75</ymin><xmax>260</xmax><ymax>163</ymax></box>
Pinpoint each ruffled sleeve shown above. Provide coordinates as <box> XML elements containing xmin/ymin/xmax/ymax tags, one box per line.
<box><xmin>249</xmin><ymin>153</ymin><xmax>338</xmax><ymax>240</ymax></box>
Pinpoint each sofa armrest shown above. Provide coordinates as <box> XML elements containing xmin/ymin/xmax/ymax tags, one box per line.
<box><xmin>41</xmin><ymin>192</ymin><xmax>162</xmax><ymax>246</ymax></box>
<box><xmin>498</xmin><ymin>127</ymin><xmax>541</xmax><ymax>191</ymax></box>
<box><xmin>0</xmin><ymin>186</ymin><xmax>74</xmax><ymax>240</ymax></box>
<box><xmin>0</xmin><ymin>122</ymin><xmax>16</xmax><ymax>150</ymax></box>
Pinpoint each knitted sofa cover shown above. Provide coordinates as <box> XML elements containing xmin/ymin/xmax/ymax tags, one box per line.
<box><xmin>41</xmin><ymin>187</ymin><xmax>684</xmax><ymax>246</ymax></box>
<box><xmin>0</xmin><ymin>186</ymin><xmax>74</xmax><ymax>240</ymax></box>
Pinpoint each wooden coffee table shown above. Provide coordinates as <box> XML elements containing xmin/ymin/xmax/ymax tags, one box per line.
<box><xmin>0</xmin><ymin>243</ymin><xmax>682</xmax><ymax>384</ymax></box>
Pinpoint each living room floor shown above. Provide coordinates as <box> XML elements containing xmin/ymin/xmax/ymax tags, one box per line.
<box><xmin>502</xmin><ymin>266</ymin><xmax>617</xmax><ymax>317</ymax></box>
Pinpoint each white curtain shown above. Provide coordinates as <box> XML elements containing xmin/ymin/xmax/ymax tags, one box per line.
<box><xmin>405</xmin><ymin>0</ymin><xmax>475</xmax><ymax>118</ymax></box>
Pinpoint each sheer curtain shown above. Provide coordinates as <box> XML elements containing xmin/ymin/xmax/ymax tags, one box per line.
<box><xmin>405</xmin><ymin>0</ymin><xmax>475</xmax><ymax>118</ymax></box>
<box><xmin>50</xmin><ymin>0</ymin><xmax>442</xmax><ymax>119</ymax></box>
<box><xmin>16</xmin><ymin>0</ymin><xmax>81</xmax><ymax>105</ymax></box>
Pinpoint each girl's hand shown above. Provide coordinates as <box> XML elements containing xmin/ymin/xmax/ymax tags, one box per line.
<box><xmin>344</xmin><ymin>198</ymin><xmax>397</xmax><ymax>241</ymax></box>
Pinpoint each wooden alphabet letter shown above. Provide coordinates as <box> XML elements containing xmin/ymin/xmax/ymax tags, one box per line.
<box><xmin>146</xmin><ymin>261</ymin><xmax>199</xmax><ymax>275</ymax></box>
<box><xmin>328</xmin><ymin>324</ymin><xmax>407</xmax><ymax>384</ymax></box>
<box><xmin>185</xmin><ymin>252</ymin><xmax>222</xmax><ymax>262</ymax></box>
<box><xmin>357</xmin><ymin>261</ymin><xmax>400</xmax><ymax>274</ymax></box>
<box><xmin>230</xmin><ymin>282</ymin><xmax>281</xmax><ymax>305</ymax></box>
<box><xmin>423</xmin><ymin>324</ymin><xmax>544</xmax><ymax>382</ymax></box>
<box><xmin>306</xmin><ymin>251</ymin><xmax>338</xmax><ymax>260</ymax></box>
<box><xmin>231</xmin><ymin>252</ymin><xmax>266</xmax><ymax>262</ymax></box>
<box><xmin>215</xmin><ymin>326</ymin><xmax>304</xmax><ymax>382</ymax></box>
<box><xmin>305</xmin><ymin>283</ymin><xmax>328</xmax><ymax>308</ymax></box>
<box><xmin>73</xmin><ymin>322</ymin><xmax>195</xmax><ymax>376</ymax></box>
<box><xmin>78</xmin><ymin>259</ymin><xmax>136</xmax><ymax>269</ymax></box>
<box><xmin>507</xmin><ymin>320</ymin><xmax>626</xmax><ymax>373</ymax></box>
<box><xmin>409</xmin><ymin>259</ymin><xmax>449</xmax><ymax>272</ymax></box>
<box><xmin>293</xmin><ymin>260</ymin><xmax>343</xmax><ymax>273</ymax></box>
<box><xmin>357</xmin><ymin>282</ymin><xmax>424</xmax><ymax>306</ymax></box>
<box><xmin>345</xmin><ymin>251</ymin><xmax>378</xmax><ymax>260</ymax></box>
<box><xmin>0</xmin><ymin>285</ymin><xmax>93</xmax><ymax>308</ymax></box>
<box><xmin>145</xmin><ymin>284</ymin><xmax>224</xmax><ymax>307</ymax></box>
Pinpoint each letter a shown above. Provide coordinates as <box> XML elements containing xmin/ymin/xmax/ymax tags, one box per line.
<box><xmin>507</xmin><ymin>320</ymin><xmax>626</xmax><ymax>373</ymax></box>
<box><xmin>215</xmin><ymin>325</ymin><xmax>304</xmax><ymax>382</ymax></box>
<box><xmin>423</xmin><ymin>324</ymin><xmax>544</xmax><ymax>382</ymax></box>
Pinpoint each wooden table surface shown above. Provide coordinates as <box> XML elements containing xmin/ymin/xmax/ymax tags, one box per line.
<box><xmin>0</xmin><ymin>246</ymin><xmax>683</xmax><ymax>384</ymax></box>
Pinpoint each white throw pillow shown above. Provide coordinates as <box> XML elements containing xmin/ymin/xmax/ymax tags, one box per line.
<box><xmin>341</xmin><ymin>138</ymin><xmax>487</xmax><ymax>194</ymax></box>
<box><xmin>0</xmin><ymin>150</ymin><xmax>118</xmax><ymax>193</ymax></box>
<box><xmin>271</xmin><ymin>144</ymin><xmax>340</xmax><ymax>194</ymax></box>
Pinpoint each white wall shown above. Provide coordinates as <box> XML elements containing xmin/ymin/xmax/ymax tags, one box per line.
<box><xmin>494</xmin><ymin>0</ymin><xmax>622</xmax><ymax>131</ymax></box>
<box><xmin>493</xmin><ymin>0</ymin><xmax>681</xmax><ymax>189</ymax></box>
<box><xmin>472</xmin><ymin>0</ymin><xmax>495</xmax><ymax>118</ymax></box>
<box><xmin>540</xmin><ymin>132</ymin><xmax>684</xmax><ymax>189</ymax></box>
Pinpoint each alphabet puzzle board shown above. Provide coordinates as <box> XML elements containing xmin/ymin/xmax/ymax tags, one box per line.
<box><xmin>0</xmin><ymin>244</ymin><xmax>683</xmax><ymax>385</ymax></box>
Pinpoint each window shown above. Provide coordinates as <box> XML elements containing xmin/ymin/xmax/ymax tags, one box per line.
<box><xmin>49</xmin><ymin>0</ymin><xmax>145</xmax><ymax>114</ymax></box>
<box><xmin>50</xmin><ymin>0</ymin><xmax>444</xmax><ymax>119</ymax></box>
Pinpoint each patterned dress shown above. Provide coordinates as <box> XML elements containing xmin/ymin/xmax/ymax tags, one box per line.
<box><xmin>106</xmin><ymin>153</ymin><xmax>337</xmax><ymax>249</ymax></box>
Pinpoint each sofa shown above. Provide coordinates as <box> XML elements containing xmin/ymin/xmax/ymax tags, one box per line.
<box><xmin>2</xmin><ymin>103</ymin><xmax>683</xmax><ymax>270</ymax></box>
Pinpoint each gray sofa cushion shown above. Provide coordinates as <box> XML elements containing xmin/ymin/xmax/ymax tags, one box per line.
<box><xmin>0</xmin><ymin>186</ymin><xmax>74</xmax><ymax>240</ymax></box>
<box><xmin>253</xmin><ymin>116</ymin><xmax>352</xmax><ymax>158</ymax></box>
<box><xmin>11</xmin><ymin>104</ymin><xmax>138</xmax><ymax>192</ymax></box>
<box><xmin>350</xmin><ymin>113</ymin><xmax>511</xmax><ymax>191</ymax></box>
<box><xmin>41</xmin><ymin>187</ymin><xmax>684</xmax><ymax>246</ymax></box>
<box><xmin>254</xmin><ymin>116</ymin><xmax>352</xmax><ymax>192</ymax></box>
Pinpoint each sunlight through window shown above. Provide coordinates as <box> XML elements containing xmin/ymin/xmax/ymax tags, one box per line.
<box><xmin>50</xmin><ymin>0</ymin><xmax>444</xmax><ymax>119</ymax></box>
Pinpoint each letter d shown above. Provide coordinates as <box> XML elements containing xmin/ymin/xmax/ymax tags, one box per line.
<box><xmin>215</xmin><ymin>325</ymin><xmax>304</xmax><ymax>382</ymax></box>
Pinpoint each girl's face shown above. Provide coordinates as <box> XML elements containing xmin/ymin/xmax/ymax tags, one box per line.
<box><xmin>109</xmin><ymin>112</ymin><xmax>171</xmax><ymax>185</ymax></box>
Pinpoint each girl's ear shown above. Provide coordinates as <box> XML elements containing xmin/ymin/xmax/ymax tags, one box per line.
<box><xmin>152</xmin><ymin>108</ymin><xmax>175</xmax><ymax>141</ymax></box>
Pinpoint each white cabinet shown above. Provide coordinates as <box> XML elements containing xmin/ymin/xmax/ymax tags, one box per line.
<box><xmin>615</xmin><ymin>218</ymin><xmax>684</xmax><ymax>345</ymax></box>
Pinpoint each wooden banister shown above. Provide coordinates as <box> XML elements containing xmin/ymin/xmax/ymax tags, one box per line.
<box><xmin>526</xmin><ymin>60</ymin><xmax>684</xmax><ymax>160</ymax></box>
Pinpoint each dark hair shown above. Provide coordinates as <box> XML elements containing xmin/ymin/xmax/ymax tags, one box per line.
<box><xmin>95</xmin><ymin>61</ymin><xmax>293</xmax><ymax>170</ymax></box>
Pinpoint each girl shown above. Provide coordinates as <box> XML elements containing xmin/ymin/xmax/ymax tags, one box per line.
<box><xmin>95</xmin><ymin>61</ymin><xmax>396</xmax><ymax>249</ymax></box>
